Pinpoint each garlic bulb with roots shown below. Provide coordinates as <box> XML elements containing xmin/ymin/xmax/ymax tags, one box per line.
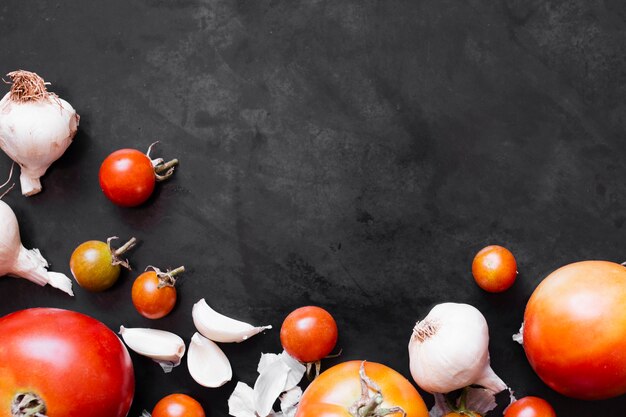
<box><xmin>408</xmin><ymin>302</ymin><xmax>507</xmax><ymax>394</ymax></box>
<box><xmin>0</xmin><ymin>199</ymin><xmax>73</xmax><ymax>295</ymax></box>
<box><xmin>0</xmin><ymin>70</ymin><xmax>79</xmax><ymax>196</ymax></box>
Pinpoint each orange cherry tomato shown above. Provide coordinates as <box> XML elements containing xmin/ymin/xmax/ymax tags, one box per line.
<box><xmin>295</xmin><ymin>361</ymin><xmax>428</xmax><ymax>417</ymax></box>
<box><xmin>151</xmin><ymin>393</ymin><xmax>205</xmax><ymax>417</ymax></box>
<box><xmin>131</xmin><ymin>268</ymin><xmax>181</xmax><ymax>319</ymax></box>
<box><xmin>471</xmin><ymin>245</ymin><xmax>517</xmax><ymax>292</ymax></box>
<box><xmin>504</xmin><ymin>396</ymin><xmax>555</xmax><ymax>417</ymax></box>
<box><xmin>280</xmin><ymin>306</ymin><xmax>338</xmax><ymax>363</ymax></box>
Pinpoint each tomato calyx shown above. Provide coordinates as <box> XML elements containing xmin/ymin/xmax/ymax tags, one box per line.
<box><xmin>145</xmin><ymin>265</ymin><xmax>185</xmax><ymax>288</ymax></box>
<box><xmin>347</xmin><ymin>362</ymin><xmax>407</xmax><ymax>417</ymax></box>
<box><xmin>107</xmin><ymin>236</ymin><xmax>138</xmax><ymax>270</ymax></box>
<box><xmin>443</xmin><ymin>388</ymin><xmax>481</xmax><ymax>417</ymax></box>
<box><xmin>146</xmin><ymin>142</ymin><xmax>178</xmax><ymax>182</ymax></box>
<box><xmin>305</xmin><ymin>349</ymin><xmax>343</xmax><ymax>380</ymax></box>
<box><xmin>11</xmin><ymin>393</ymin><xmax>47</xmax><ymax>417</ymax></box>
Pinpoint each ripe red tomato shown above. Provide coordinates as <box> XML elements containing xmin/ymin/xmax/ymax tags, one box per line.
<box><xmin>504</xmin><ymin>396</ymin><xmax>555</xmax><ymax>417</ymax></box>
<box><xmin>523</xmin><ymin>260</ymin><xmax>626</xmax><ymax>399</ymax></box>
<box><xmin>132</xmin><ymin>269</ymin><xmax>178</xmax><ymax>319</ymax></box>
<box><xmin>471</xmin><ymin>245</ymin><xmax>517</xmax><ymax>292</ymax></box>
<box><xmin>280</xmin><ymin>306</ymin><xmax>338</xmax><ymax>363</ymax></box>
<box><xmin>99</xmin><ymin>149</ymin><xmax>156</xmax><ymax>207</ymax></box>
<box><xmin>152</xmin><ymin>393</ymin><xmax>205</xmax><ymax>417</ymax></box>
<box><xmin>296</xmin><ymin>361</ymin><xmax>428</xmax><ymax>417</ymax></box>
<box><xmin>0</xmin><ymin>308</ymin><xmax>134</xmax><ymax>417</ymax></box>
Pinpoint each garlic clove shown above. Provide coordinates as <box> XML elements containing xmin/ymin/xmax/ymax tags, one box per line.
<box><xmin>10</xmin><ymin>246</ymin><xmax>73</xmax><ymax>296</ymax></box>
<box><xmin>192</xmin><ymin>298</ymin><xmax>272</xmax><ymax>343</ymax></box>
<box><xmin>187</xmin><ymin>332</ymin><xmax>232</xmax><ymax>387</ymax></box>
<box><xmin>119</xmin><ymin>326</ymin><xmax>186</xmax><ymax>373</ymax></box>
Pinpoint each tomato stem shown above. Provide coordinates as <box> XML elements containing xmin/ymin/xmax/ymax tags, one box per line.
<box><xmin>107</xmin><ymin>236</ymin><xmax>138</xmax><ymax>270</ymax></box>
<box><xmin>11</xmin><ymin>393</ymin><xmax>47</xmax><ymax>417</ymax></box>
<box><xmin>348</xmin><ymin>362</ymin><xmax>407</xmax><ymax>417</ymax></box>
<box><xmin>146</xmin><ymin>265</ymin><xmax>185</xmax><ymax>288</ymax></box>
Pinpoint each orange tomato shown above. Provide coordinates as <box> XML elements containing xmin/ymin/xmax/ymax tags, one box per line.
<box><xmin>152</xmin><ymin>393</ymin><xmax>205</xmax><ymax>417</ymax></box>
<box><xmin>471</xmin><ymin>245</ymin><xmax>517</xmax><ymax>292</ymax></box>
<box><xmin>295</xmin><ymin>361</ymin><xmax>428</xmax><ymax>417</ymax></box>
<box><xmin>523</xmin><ymin>260</ymin><xmax>626</xmax><ymax>399</ymax></box>
<box><xmin>131</xmin><ymin>270</ymin><xmax>177</xmax><ymax>319</ymax></box>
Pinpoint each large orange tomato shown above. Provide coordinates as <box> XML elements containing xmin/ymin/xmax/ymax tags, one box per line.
<box><xmin>523</xmin><ymin>260</ymin><xmax>626</xmax><ymax>399</ymax></box>
<box><xmin>0</xmin><ymin>308</ymin><xmax>134</xmax><ymax>417</ymax></box>
<box><xmin>296</xmin><ymin>361</ymin><xmax>428</xmax><ymax>417</ymax></box>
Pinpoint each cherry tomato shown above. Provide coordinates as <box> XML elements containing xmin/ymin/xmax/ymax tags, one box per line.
<box><xmin>69</xmin><ymin>237</ymin><xmax>136</xmax><ymax>292</ymax></box>
<box><xmin>132</xmin><ymin>266</ymin><xmax>183</xmax><ymax>319</ymax></box>
<box><xmin>504</xmin><ymin>396</ymin><xmax>555</xmax><ymax>417</ymax></box>
<box><xmin>523</xmin><ymin>260</ymin><xmax>626</xmax><ymax>399</ymax></box>
<box><xmin>151</xmin><ymin>393</ymin><xmax>205</xmax><ymax>417</ymax></box>
<box><xmin>296</xmin><ymin>361</ymin><xmax>428</xmax><ymax>417</ymax></box>
<box><xmin>280</xmin><ymin>306</ymin><xmax>338</xmax><ymax>363</ymax></box>
<box><xmin>471</xmin><ymin>245</ymin><xmax>517</xmax><ymax>292</ymax></box>
<box><xmin>0</xmin><ymin>308</ymin><xmax>134</xmax><ymax>417</ymax></box>
<box><xmin>99</xmin><ymin>149</ymin><xmax>156</xmax><ymax>207</ymax></box>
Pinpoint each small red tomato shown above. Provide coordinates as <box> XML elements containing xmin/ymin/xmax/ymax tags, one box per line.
<box><xmin>280</xmin><ymin>306</ymin><xmax>338</xmax><ymax>363</ymax></box>
<box><xmin>99</xmin><ymin>145</ymin><xmax>178</xmax><ymax>207</ymax></box>
<box><xmin>131</xmin><ymin>266</ymin><xmax>184</xmax><ymax>319</ymax></box>
<box><xmin>151</xmin><ymin>393</ymin><xmax>205</xmax><ymax>417</ymax></box>
<box><xmin>69</xmin><ymin>236</ymin><xmax>136</xmax><ymax>292</ymax></box>
<box><xmin>504</xmin><ymin>396</ymin><xmax>555</xmax><ymax>417</ymax></box>
<box><xmin>471</xmin><ymin>245</ymin><xmax>517</xmax><ymax>292</ymax></box>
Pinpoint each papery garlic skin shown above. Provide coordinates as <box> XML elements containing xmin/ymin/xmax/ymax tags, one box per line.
<box><xmin>119</xmin><ymin>326</ymin><xmax>185</xmax><ymax>373</ymax></box>
<box><xmin>408</xmin><ymin>302</ymin><xmax>506</xmax><ymax>394</ymax></box>
<box><xmin>0</xmin><ymin>200</ymin><xmax>73</xmax><ymax>295</ymax></box>
<box><xmin>0</xmin><ymin>88</ymin><xmax>79</xmax><ymax>196</ymax></box>
<box><xmin>192</xmin><ymin>298</ymin><xmax>272</xmax><ymax>343</ymax></box>
<box><xmin>187</xmin><ymin>332</ymin><xmax>232</xmax><ymax>388</ymax></box>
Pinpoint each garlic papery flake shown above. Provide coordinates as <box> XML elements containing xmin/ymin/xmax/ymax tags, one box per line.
<box><xmin>192</xmin><ymin>298</ymin><xmax>272</xmax><ymax>343</ymax></box>
<box><xmin>408</xmin><ymin>302</ymin><xmax>507</xmax><ymax>394</ymax></box>
<box><xmin>187</xmin><ymin>332</ymin><xmax>232</xmax><ymax>388</ymax></box>
<box><xmin>0</xmin><ymin>200</ymin><xmax>73</xmax><ymax>295</ymax></box>
<box><xmin>119</xmin><ymin>326</ymin><xmax>185</xmax><ymax>373</ymax></box>
<box><xmin>0</xmin><ymin>70</ymin><xmax>79</xmax><ymax>196</ymax></box>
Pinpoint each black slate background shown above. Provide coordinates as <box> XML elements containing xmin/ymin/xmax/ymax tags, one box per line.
<box><xmin>1</xmin><ymin>1</ymin><xmax>626</xmax><ymax>415</ymax></box>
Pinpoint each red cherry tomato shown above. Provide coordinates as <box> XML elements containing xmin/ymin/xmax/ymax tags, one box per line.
<box><xmin>132</xmin><ymin>267</ymin><xmax>183</xmax><ymax>319</ymax></box>
<box><xmin>152</xmin><ymin>393</ymin><xmax>205</xmax><ymax>417</ymax></box>
<box><xmin>471</xmin><ymin>245</ymin><xmax>517</xmax><ymax>292</ymax></box>
<box><xmin>0</xmin><ymin>308</ymin><xmax>134</xmax><ymax>417</ymax></box>
<box><xmin>99</xmin><ymin>149</ymin><xmax>156</xmax><ymax>207</ymax></box>
<box><xmin>280</xmin><ymin>306</ymin><xmax>338</xmax><ymax>363</ymax></box>
<box><xmin>523</xmin><ymin>260</ymin><xmax>626</xmax><ymax>399</ymax></box>
<box><xmin>296</xmin><ymin>361</ymin><xmax>428</xmax><ymax>417</ymax></box>
<box><xmin>504</xmin><ymin>396</ymin><xmax>555</xmax><ymax>417</ymax></box>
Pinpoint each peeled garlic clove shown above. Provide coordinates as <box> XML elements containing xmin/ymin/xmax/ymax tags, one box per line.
<box><xmin>187</xmin><ymin>332</ymin><xmax>232</xmax><ymax>387</ymax></box>
<box><xmin>192</xmin><ymin>298</ymin><xmax>272</xmax><ymax>343</ymax></box>
<box><xmin>119</xmin><ymin>326</ymin><xmax>185</xmax><ymax>373</ymax></box>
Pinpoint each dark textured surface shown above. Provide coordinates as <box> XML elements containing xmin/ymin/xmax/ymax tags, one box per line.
<box><xmin>1</xmin><ymin>0</ymin><xmax>626</xmax><ymax>415</ymax></box>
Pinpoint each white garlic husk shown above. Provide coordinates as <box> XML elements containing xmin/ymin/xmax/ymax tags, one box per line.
<box><xmin>0</xmin><ymin>199</ymin><xmax>73</xmax><ymax>295</ymax></box>
<box><xmin>0</xmin><ymin>70</ymin><xmax>79</xmax><ymax>196</ymax></box>
<box><xmin>192</xmin><ymin>298</ymin><xmax>272</xmax><ymax>343</ymax></box>
<box><xmin>119</xmin><ymin>326</ymin><xmax>185</xmax><ymax>373</ymax></box>
<box><xmin>408</xmin><ymin>302</ymin><xmax>507</xmax><ymax>394</ymax></box>
<box><xmin>187</xmin><ymin>332</ymin><xmax>232</xmax><ymax>388</ymax></box>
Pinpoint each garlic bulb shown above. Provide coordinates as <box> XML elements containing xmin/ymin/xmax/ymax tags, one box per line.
<box><xmin>192</xmin><ymin>298</ymin><xmax>272</xmax><ymax>343</ymax></box>
<box><xmin>119</xmin><ymin>326</ymin><xmax>185</xmax><ymax>373</ymax></box>
<box><xmin>0</xmin><ymin>70</ymin><xmax>79</xmax><ymax>196</ymax></box>
<box><xmin>0</xmin><ymin>199</ymin><xmax>73</xmax><ymax>295</ymax></box>
<box><xmin>408</xmin><ymin>302</ymin><xmax>506</xmax><ymax>394</ymax></box>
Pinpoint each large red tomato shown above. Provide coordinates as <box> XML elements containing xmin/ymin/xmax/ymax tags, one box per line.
<box><xmin>0</xmin><ymin>308</ymin><xmax>134</xmax><ymax>417</ymax></box>
<box><xmin>296</xmin><ymin>361</ymin><xmax>428</xmax><ymax>417</ymax></box>
<box><xmin>523</xmin><ymin>260</ymin><xmax>626</xmax><ymax>399</ymax></box>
